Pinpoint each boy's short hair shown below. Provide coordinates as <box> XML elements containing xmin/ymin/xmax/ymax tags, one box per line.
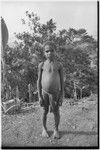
<box><xmin>43</xmin><ymin>41</ymin><xmax>56</xmax><ymax>50</ymax></box>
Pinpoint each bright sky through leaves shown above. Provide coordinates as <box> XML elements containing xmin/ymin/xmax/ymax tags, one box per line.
<box><xmin>1</xmin><ymin>1</ymin><xmax>97</xmax><ymax>43</ymax></box>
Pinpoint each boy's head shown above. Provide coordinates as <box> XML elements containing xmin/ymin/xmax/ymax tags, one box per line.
<box><xmin>43</xmin><ymin>41</ymin><xmax>56</xmax><ymax>50</ymax></box>
<box><xmin>43</xmin><ymin>41</ymin><xmax>56</xmax><ymax>60</ymax></box>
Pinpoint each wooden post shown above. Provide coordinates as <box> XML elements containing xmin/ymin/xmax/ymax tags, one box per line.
<box><xmin>90</xmin><ymin>90</ymin><xmax>93</xmax><ymax>98</ymax></box>
<box><xmin>6</xmin><ymin>91</ymin><xmax>9</xmax><ymax>100</ymax></box>
<box><xmin>80</xmin><ymin>88</ymin><xmax>82</xmax><ymax>99</ymax></box>
<box><xmin>9</xmin><ymin>85</ymin><xmax>11</xmax><ymax>99</ymax></box>
<box><xmin>28</xmin><ymin>84</ymin><xmax>32</xmax><ymax>102</ymax></box>
<box><xmin>16</xmin><ymin>86</ymin><xmax>19</xmax><ymax>100</ymax></box>
<box><xmin>73</xmin><ymin>81</ymin><xmax>77</xmax><ymax>101</ymax></box>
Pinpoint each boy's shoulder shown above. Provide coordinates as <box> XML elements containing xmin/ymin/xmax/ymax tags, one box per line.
<box><xmin>38</xmin><ymin>62</ymin><xmax>44</xmax><ymax>69</ymax></box>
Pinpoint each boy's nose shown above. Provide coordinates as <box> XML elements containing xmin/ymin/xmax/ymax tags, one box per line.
<box><xmin>48</xmin><ymin>51</ymin><xmax>51</xmax><ymax>54</ymax></box>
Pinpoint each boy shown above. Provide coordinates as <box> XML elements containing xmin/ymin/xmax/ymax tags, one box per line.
<box><xmin>37</xmin><ymin>41</ymin><xmax>64</xmax><ymax>139</ymax></box>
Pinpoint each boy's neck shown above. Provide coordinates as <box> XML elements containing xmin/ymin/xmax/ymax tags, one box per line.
<box><xmin>47</xmin><ymin>58</ymin><xmax>55</xmax><ymax>63</ymax></box>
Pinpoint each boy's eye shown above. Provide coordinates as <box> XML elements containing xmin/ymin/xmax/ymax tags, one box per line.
<box><xmin>45</xmin><ymin>50</ymin><xmax>49</xmax><ymax>53</ymax></box>
<box><xmin>46</xmin><ymin>50</ymin><xmax>54</xmax><ymax>53</ymax></box>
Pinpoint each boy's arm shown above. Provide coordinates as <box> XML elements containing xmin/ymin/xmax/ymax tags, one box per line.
<box><xmin>37</xmin><ymin>62</ymin><xmax>43</xmax><ymax>100</ymax></box>
<box><xmin>59</xmin><ymin>63</ymin><xmax>64</xmax><ymax>101</ymax></box>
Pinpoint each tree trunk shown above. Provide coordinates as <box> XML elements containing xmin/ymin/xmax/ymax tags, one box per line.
<box><xmin>1</xmin><ymin>17</ymin><xmax>9</xmax><ymax>101</ymax></box>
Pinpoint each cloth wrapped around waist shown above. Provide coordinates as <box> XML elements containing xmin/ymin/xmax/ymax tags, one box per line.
<box><xmin>42</xmin><ymin>89</ymin><xmax>60</xmax><ymax>112</ymax></box>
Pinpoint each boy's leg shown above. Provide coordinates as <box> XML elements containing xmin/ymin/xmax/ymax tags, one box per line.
<box><xmin>53</xmin><ymin>109</ymin><xmax>60</xmax><ymax>139</ymax></box>
<box><xmin>42</xmin><ymin>108</ymin><xmax>49</xmax><ymax>137</ymax></box>
<box><xmin>42</xmin><ymin>92</ymin><xmax>49</xmax><ymax>137</ymax></box>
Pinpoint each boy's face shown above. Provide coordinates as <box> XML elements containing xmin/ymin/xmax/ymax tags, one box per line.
<box><xmin>44</xmin><ymin>45</ymin><xmax>55</xmax><ymax>59</ymax></box>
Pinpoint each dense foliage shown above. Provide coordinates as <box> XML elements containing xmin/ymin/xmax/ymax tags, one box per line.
<box><xmin>2</xmin><ymin>11</ymin><xmax>98</xmax><ymax>100</ymax></box>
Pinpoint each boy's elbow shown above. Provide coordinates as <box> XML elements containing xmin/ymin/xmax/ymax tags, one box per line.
<box><xmin>37</xmin><ymin>80</ymin><xmax>39</xmax><ymax>88</ymax></box>
<box><xmin>37</xmin><ymin>79</ymin><xmax>41</xmax><ymax>88</ymax></box>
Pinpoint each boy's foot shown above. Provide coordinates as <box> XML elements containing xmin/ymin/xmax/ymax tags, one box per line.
<box><xmin>53</xmin><ymin>130</ymin><xmax>60</xmax><ymax>139</ymax></box>
<box><xmin>42</xmin><ymin>128</ymin><xmax>49</xmax><ymax>138</ymax></box>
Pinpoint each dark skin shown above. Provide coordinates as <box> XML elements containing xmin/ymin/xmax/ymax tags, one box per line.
<box><xmin>37</xmin><ymin>44</ymin><xmax>64</xmax><ymax>138</ymax></box>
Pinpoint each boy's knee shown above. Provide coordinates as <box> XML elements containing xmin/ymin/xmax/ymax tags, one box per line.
<box><xmin>43</xmin><ymin>107</ymin><xmax>49</xmax><ymax>115</ymax></box>
<box><xmin>54</xmin><ymin>106</ymin><xmax>59</xmax><ymax>113</ymax></box>
<box><xmin>54</xmin><ymin>109</ymin><xmax>60</xmax><ymax>116</ymax></box>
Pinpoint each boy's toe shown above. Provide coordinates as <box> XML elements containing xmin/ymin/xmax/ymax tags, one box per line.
<box><xmin>53</xmin><ymin>130</ymin><xmax>60</xmax><ymax>139</ymax></box>
<box><xmin>42</xmin><ymin>129</ymin><xmax>49</xmax><ymax>138</ymax></box>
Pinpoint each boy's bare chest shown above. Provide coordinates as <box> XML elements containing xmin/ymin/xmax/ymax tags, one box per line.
<box><xmin>43</xmin><ymin>62</ymin><xmax>59</xmax><ymax>73</ymax></box>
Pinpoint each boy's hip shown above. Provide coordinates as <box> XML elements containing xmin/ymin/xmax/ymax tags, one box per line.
<box><xmin>42</xmin><ymin>89</ymin><xmax>60</xmax><ymax>112</ymax></box>
<box><xmin>42</xmin><ymin>89</ymin><xmax>60</xmax><ymax>101</ymax></box>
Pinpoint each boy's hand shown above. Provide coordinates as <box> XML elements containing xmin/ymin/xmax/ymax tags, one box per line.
<box><xmin>58</xmin><ymin>95</ymin><xmax>63</xmax><ymax>106</ymax></box>
<box><xmin>59</xmin><ymin>100</ymin><xmax>63</xmax><ymax>106</ymax></box>
<box><xmin>59</xmin><ymin>98</ymin><xmax>63</xmax><ymax>106</ymax></box>
<box><xmin>39</xmin><ymin>97</ymin><xmax>44</xmax><ymax>106</ymax></box>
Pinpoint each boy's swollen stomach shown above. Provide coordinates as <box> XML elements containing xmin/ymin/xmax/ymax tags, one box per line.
<box><xmin>41</xmin><ymin>73</ymin><xmax>61</xmax><ymax>94</ymax></box>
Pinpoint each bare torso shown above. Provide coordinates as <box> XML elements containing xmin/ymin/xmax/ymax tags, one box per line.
<box><xmin>41</xmin><ymin>60</ymin><xmax>61</xmax><ymax>94</ymax></box>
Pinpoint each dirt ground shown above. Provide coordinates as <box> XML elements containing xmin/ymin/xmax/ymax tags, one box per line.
<box><xmin>1</xmin><ymin>94</ymin><xmax>98</xmax><ymax>148</ymax></box>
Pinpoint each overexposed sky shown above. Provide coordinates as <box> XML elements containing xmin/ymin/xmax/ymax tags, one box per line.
<box><xmin>0</xmin><ymin>1</ymin><xmax>97</xmax><ymax>42</ymax></box>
